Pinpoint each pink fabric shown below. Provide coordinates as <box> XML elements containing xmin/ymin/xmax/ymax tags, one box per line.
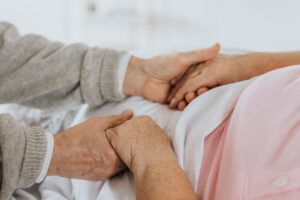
<box><xmin>197</xmin><ymin>66</ymin><xmax>300</xmax><ymax>200</ymax></box>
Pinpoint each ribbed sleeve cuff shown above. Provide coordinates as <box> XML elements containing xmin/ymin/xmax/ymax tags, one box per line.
<box><xmin>99</xmin><ymin>49</ymin><xmax>128</xmax><ymax>101</ymax></box>
<box><xmin>19</xmin><ymin>126</ymin><xmax>47</xmax><ymax>187</ymax></box>
<box><xmin>36</xmin><ymin>131</ymin><xmax>54</xmax><ymax>183</ymax></box>
<box><xmin>81</xmin><ymin>48</ymin><xmax>127</xmax><ymax>106</ymax></box>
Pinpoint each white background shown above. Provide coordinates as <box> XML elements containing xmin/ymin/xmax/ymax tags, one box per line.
<box><xmin>0</xmin><ymin>0</ymin><xmax>300</xmax><ymax>54</ymax></box>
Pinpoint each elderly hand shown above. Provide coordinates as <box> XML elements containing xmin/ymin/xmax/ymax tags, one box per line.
<box><xmin>105</xmin><ymin>116</ymin><xmax>197</xmax><ymax>200</ymax></box>
<box><xmin>105</xmin><ymin>116</ymin><xmax>176</xmax><ymax>173</ymax></box>
<box><xmin>168</xmin><ymin>53</ymin><xmax>270</xmax><ymax>110</ymax></box>
<box><xmin>122</xmin><ymin>44</ymin><xmax>220</xmax><ymax>103</ymax></box>
<box><xmin>47</xmin><ymin>110</ymin><xmax>133</xmax><ymax>181</ymax></box>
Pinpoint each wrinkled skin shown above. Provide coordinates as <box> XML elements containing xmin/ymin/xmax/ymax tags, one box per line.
<box><xmin>105</xmin><ymin>116</ymin><xmax>173</xmax><ymax>172</ymax></box>
<box><xmin>105</xmin><ymin>116</ymin><xmax>197</xmax><ymax>200</ymax></box>
<box><xmin>47</xmin><ymin>110</ymin><xmax>133</xmax><ymax>181</ymax></box>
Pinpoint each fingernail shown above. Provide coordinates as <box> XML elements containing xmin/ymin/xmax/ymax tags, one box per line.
<box><xmin>171</xmin><ymin>79</ymin><xmax>176</xmax><ymax>85</ymax></box>
<box><xmin>123</xmin><ymin>109</ymin><xmax>134</xmax><ymax>116</ymax></box>
<box><xmin>207</xmin><ymin>44</ymin><xmax>215</xmax><ymax>50</ymax></box>
<box><xmin>170</xmin><ymin>98</ymin><xmax>176</xmax><ymax>108</ymax></box>
<box><xmin>209</xmin><ymin>45</ymin><xmax>217</xmax><ymax>51</ymax></box>
<box><xmin>212</xmin><ymin>43</ymin><xmax>220</xmax><ymax>50</ymax></box>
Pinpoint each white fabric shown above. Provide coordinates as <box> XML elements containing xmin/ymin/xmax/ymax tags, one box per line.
<box><xmin>40</xmin><ymin>77</ymin><xmax>256</xmax><ymax>200</ymax></box>
<box><xmin>117</xmin><ymin>54</ymin><xmax>131</xmax><ymax>96</ymax></box>
<box><xmin>36</xmin><ymin>132</ymin><xmax>54</xmax><ymax>183</ymax></box>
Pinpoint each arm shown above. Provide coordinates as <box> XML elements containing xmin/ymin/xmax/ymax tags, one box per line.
<box><xmin>0</xmin><ymin>21</ymin><xmax>221</xmax><ymax>200</ymax></box>
<box><xmin>0</xmin><ymin>21</ymin><xmax>220</xmax><ymax>108</ymax></box>
<box><xmin>106</xmin><ymin>116</ymin><xmax>196</xmax><ymax>200</ymax></box>
<box><xmin>133</xmin><ymin>151</ymin><xmax>196</xmax><ymax>200</ymax></box>
<box><xmin>0</xmin><ymin>114</ymin><xmax>47</xmax><ymax>200</ymax></box>
<box><xmin>0</xmin><ymin>111</ymin><xmax>133</xmax><ymax>200</ymax></box>
<box><xmin>0</xmin><ymin>21</ymin><xmax>127</xmax><ymax>109</ymax></box>
<box><xmin>245</xmin><ymin>51</ymin><xmax>300</xmax><ymax>77</ymax></box>
<box><xmin>168</xmin><ymin>50</ymin><xmax>300</xmax><ymax>110</ymax></box>
<box><xmin>0</xmin><ymin>21</ymin><xmax>219</xmax><ymax>200</ymax></box>
<box><xmin>0</xmin><ymin>21</ymin><xmax>220</xmax><ymax>109</ymax></box>
<box><xmin>0</xmin><ymin>22</ymin><xmax>127</xmax><ymax>199</ymax></box>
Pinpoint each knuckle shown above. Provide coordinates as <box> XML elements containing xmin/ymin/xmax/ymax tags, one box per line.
<box><xmin>139</xmin><ymin>115</ymin><xmax>152</xmax><ymax>122</ymax></box>
<box><xmin>175</xmin><ymin>91</ymin><xmax>185</xmax><ymax>100</ymax></box>
<box><xmin>105</xmin><ymin>148</ymin><xmax>119</xmax><ymax>160</ymax></box>
<box><xmin>95</xmin><ymin>167</ymin><xmax>115</xmax><ymax>178</ymax></box>
<box><xmin>105</xmin><ymin>129</ymin><xmax>116</xmax><ymax>139</ymax></box>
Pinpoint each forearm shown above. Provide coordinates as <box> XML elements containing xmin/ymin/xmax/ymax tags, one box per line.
<box><xmin>133</xmin><ymin>155</ymin><xmax>196</xmax><ymax>200</ymax></box>
<box><xmin>246</xmin><ymin>51</ymin><xmax>300</xmax><ymax>77</ymax></box>
<box><xmin>0</xmin><ymin>21</ymin><xmax>126</xmax><ymax>109</ymax></box>
<box><xmin>123</xmin><ymin>56</ymin><xmax>147</xmax><ymax>97</ymax></box>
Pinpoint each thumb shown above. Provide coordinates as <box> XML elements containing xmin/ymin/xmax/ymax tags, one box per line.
<box><xmin>179</xmin><ymin>43</ymin><xmax>220</xmax><ymax>66</ymax></box>
<box><xmin>102</xmin><ymin>109</ymin><xmax>134</xmax><ymax>130</ymax></box>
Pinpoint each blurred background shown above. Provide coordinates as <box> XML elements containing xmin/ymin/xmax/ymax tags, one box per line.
<box><xmin>0</xmin><ymin>0</ymin><xmax>300</xmax><ymax>56</ymax></box>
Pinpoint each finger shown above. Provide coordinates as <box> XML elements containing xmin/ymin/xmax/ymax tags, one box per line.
<box><xmin>178</xmin><ymin>43</ymin><xmax>220</xmax><ymax>66</ymax></box>
<box><xmin>170</xmin><ymin>64</ymin><xmax>197</xmax><ymax>86</ymax></box>
<box><xmin>168</xmin><ymin>76</ymin><xmax>191</xmax><ymax>103</ymax></box>
<box><xmin>185</xmin><ymin>92</ymin><xmax>196</xmax><ymax>103</ymax></box>
<box><xmin>102</xmin><ymin>109</ymin><xmax>134</xmax><ymax>130</ymax></box>
<box><xmin>169</xmin><ymin>79</ymin><xmax>201</xmax><ymax>109</ymax></box>
<box><xmin>170</xmin><ymin>79</ymin><xmax>177</xmax><ymax>85</ymax></box>
<box><xmin>167</xmin><ymin>66</ymin><xmax>200</xmax><ymax>103</ymax></box>
<box><xmin>104</xmin><ymin>129</ymin><xmax>117</xmax><ymax>151</ymax></box>
<box><xmin>178</xmin><ymin>101</ymin><xmax>187</xmax><ymax>111</ymax></box>
<box><xmin>197</xmin><ymin>87</ymin><xmax>209</xmax><ymax>96</ymax></box>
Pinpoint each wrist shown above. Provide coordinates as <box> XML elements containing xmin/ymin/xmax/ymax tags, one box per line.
<box><xmin>238</xmin><ymin>52</ymin><xmax>275</xmax><ymax>78</ymax></box>
<box><xmin>131</xmin><ymin>150</ymin><xmax>178</xmax><ymax>178</ymax></box>
<box><xmin>122</xmin><ymin>56</ymin><xmax>148</xmax><ymax>97</ymax></box>
<box><xmin>247</xmin><ymin>52</ymin><xmax>284</xmax><ymax>75</ymax></box>
<box><xmin>47</xmin><ymin>134</ymin><xmax>65</xmax><ymax>176</ymax></box>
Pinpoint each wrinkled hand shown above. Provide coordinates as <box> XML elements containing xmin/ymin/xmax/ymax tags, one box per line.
<box><xmin>123</xmin><ymin>44</ymin><xmax>220</xmax><ymax>103</ymax></box>
<box><xmin>47</xmin><ymin>110</ymin><xmax>133</xmax><ymax>181</ymax></box>
<box><xmin>168</xmin><ymin>53</ymin><xmax>265</xmax><ymax>110</ymax></box>
<box><xmin>105</xmin><ymin>116</ymin><xmax>176</xmax><ymax>174</ymax></box>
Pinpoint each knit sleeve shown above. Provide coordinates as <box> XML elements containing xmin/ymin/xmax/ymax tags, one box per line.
<box><xmin>0</xmin><ymin>21</ymin><xmax>127</xmax><ymax>110</ymax></box>
<box><xmin>0</xmin><ymin>114</ymin><xmax>47</xmax><ymax>200</ymax></box>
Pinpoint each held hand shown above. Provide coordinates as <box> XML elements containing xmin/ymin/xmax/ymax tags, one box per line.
<box><xmin>105</xmin><ymin>116</ymin><xmax>177</xmax><ymax>174</ymax></box>
<box><xmin>106</xmin><ymin>116</ymin><xmax>197</xmax><ymax>200</ymax></box>
<box><xmin>47</xmin><ymin>110</ymin><xmax>133</xmax><ymax>181</ymax></box>
<box><xmin>123</xmin><ymin>44</ymin><xmax>220</xmax><ymax>103</ymax></box>
<box><xmin>168</xmin><ymin>53</ymin><xmax>267</xmax><ymax>110</ymax></box>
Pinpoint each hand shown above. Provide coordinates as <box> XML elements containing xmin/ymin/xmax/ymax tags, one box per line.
<box><xmin>168</xmin><ymin>53</ymin><xmax>269</xmax><ymax>110</ymax></box>
<box><xmin>47</xmin><ymin>110</ymin><xmax>133</xmax><ymax>181</ymax></box>
<box><xmin>105</xmin><ymin>116</ymin><xmax>197</xmax><ymax>200</ymax></box>
<box><xmin>105</xmin><ymin>116</ymin><xmax>176</xmax><ymax>174</ymax></box>
<box><xmin>122</xmin><ymin>44</ymin><xmax>220</xmax><ymax>103</ymax></box>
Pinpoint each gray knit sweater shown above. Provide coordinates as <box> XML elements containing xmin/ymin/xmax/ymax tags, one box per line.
<box><xmin>0</xmin><ymin>22</ymin><xmax>127</xmax><ymax>200</ymax></box>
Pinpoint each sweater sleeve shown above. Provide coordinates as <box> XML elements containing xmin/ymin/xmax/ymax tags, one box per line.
<box><xmin>0</xmin><ymin>21</ymin><xmax>127</xmax><ymax>109</ymax></box>
<box><xmin>0</xmin><ymin>114</ymin><xmax>47</xmax><ymax>200</ymax></box>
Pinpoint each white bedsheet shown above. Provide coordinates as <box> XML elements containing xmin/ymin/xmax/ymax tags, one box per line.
<box><xmin>39</xmin><ymin>77</ymin><xmax>254</xmax><ymax>200</ymax></box>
